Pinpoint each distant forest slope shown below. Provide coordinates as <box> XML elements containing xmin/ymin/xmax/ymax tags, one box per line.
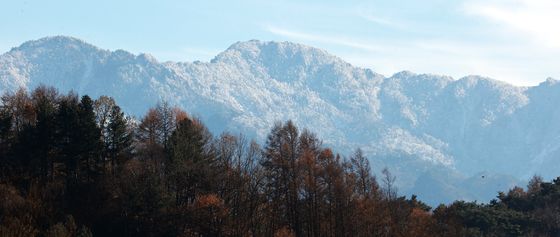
<box><xmin>1</xmin><ymin>86</ymin><xmax>559</xmax><ymax>236</ymax></box>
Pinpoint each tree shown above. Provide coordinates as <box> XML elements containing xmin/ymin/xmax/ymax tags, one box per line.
<box><xmin>348</xmin><ymin>148</ymin><xmax>383</xmax><ymax>237</ymax></box>
<box><xmin>350</xmin><ymin>148</ymin><xmax>378</xmax><ymax>199</ymax></box>
<box><xmin>156</xmin><ymin>101</ymin><xmax>175</xmax><ymax>149</ymax></box>
<box><xmin>318</xmin><ymin>149</ymin><xmax>352</xmax><ymax>236</ymax></box>
<box><xmin>56</xmin><ymin>93</ymin><xmax>82</xmax><ymax>183</ymax></box>
<box><xmin>167</xmin><ymin>117</ymin><xmax>215</xmax><ymax>206</ymax></box>
<box><xmin>31</xmin><ymin>86</ymin><xmax>59</xmax><ymax>181</ymax></box>
<box><xmin>136</xmin><ymin>108</ymin><xmax>165</xmax><ymax>173</ymax></box>
<box><xmin>262</xmin><ymin>120</ymin><xmax>302</xmax><ymax>236</ymax></box>
<box><xmin>106</xmin><ymin>105</ymin><xmax>132</xmax><ymax>174</ymax></box>
<box><xmin>297</xmin><ymin>130</ymin><xmax>322</xmax><ymax>237</ymax></box>
<box><xmin>527</xmin><ymin>175</ymin><xmax>543</xmax><ymax>196</ymax></box>
<box><xmin>137</xmin><ymin>108</ymin><xmax>163</xmax><ymax>147</ymax></box>
<box><xmin>0</xmin><ymin>107</ymin><xmax>12</xmax><ymax>178</ymax></box>
<box><xmin>93</xmin><ymin>96</ymin><xmax>117</xmax><ymax>173</ymax></box>
<box><xmin>187</xmin><ymin>194</ymin><xmax>229</xmax><ymax>236</ymax></box>
<box><xmin>1</xmin><ymin>88</ymin><xmax>35</xmax><ymax>134</ymax></box>
<box><xmin>77</xmin><ymin>95</ymin><xmax>101</xmax><ymax>181</ymax></box>
<box><xmin>381</xmin><ymin>167</ymin><xmax>397</xmax><ymax>201</ymax></box>
<box><xmin>93</xmin><ymin>96</ymin><xmax>116</xmax><ymax>135</ymax></box>
<box><xmin>115</xmin><ymin>159</ymin><xmax>168</xmax><ymax>236</ymax></box>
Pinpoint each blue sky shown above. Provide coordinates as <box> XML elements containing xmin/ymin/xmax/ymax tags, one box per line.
<box><xmin>1</xmin><ymin>0</ymin><xmax>559</xmax><ymax>86</ymax></box>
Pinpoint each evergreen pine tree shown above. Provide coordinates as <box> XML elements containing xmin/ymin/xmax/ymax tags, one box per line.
<box><xmin>31</xmin><ymin>86</ymin><xmax>58</xmax><ymax>181</ymax></box>
<box><xmin>106</xmin><ymin>105</ymin><xmax>132</xmax><ymax>174</ymax></box>
<box><xmin>78</xmin><ymin>95</ymin><xmax>101</xmax><ymax>181</ymax></box>
<box><xmin>56</xmin><ymin>94</ymin><xmax>81</xmax><ymax>183</ymax></box>
<box><xmin>168</xmin><ymin>118</ymin><xmax>214</xmax><ymax>206</ymax></box>
<box><xmin>0</xmin><ymin>108</ymin><xmax>12</xmax><ymax>178</ymax></box>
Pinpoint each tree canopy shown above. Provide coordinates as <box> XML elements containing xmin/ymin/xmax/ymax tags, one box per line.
<box><xmin>0</xmin><ymin>86</ymin><xmax>559</xmax><ymax>237</ymax></box>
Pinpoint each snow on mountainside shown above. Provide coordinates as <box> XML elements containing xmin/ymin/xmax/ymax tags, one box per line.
<box><xmin>1</xmin><ymin>36</ymin><xmax>558</xmax><ymax>205</ymax></box>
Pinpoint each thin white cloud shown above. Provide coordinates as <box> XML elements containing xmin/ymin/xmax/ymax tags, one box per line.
<box><xmin>264</xmin><ymin>26</ymin><xmax>396</xmax><ymax>53</ymax></box>
<box><xmin>465</xmin><ymin>0</ymin><xmax>560</xmax><ymax>48</ymax></box>
<box><xmin>357</xmin><ymin>11</ymin><xmax>410</xmax><ymax>31</ymax></box>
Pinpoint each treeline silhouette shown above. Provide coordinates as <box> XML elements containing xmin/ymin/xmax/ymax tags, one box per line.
<box><xmin>0</xmin><ymin>86</ymin><xmax>559</xmax><ymax>237</ymax></box>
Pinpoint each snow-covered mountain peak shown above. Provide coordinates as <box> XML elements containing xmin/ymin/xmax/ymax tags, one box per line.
<box><xmin>541</xmin><ymin>77</ymin><xmax>559</xmax><ymax>86</ymax></box>
<box><xmin>391</xmin><ymin>70</ymin><xmax>417</xmax><ymax>78</ymax></box>
<box><xmin>212</xmin><ymin>40</ymin><xmax>345</xmax><ymax>68</ymax></box>
<box><xmin>3</xmin><ymin>36</ymin><xmax>560</xmax><ymax>205</ymax></box>
<box><xmin>137</xmin><ymin>53</ymin><xmax>158</xmax><ymax>64</ymax></box>
<box><xmin>13</xmin><ymin>36</ymin><xmax>103</xmax><ymax>55</ymax></box>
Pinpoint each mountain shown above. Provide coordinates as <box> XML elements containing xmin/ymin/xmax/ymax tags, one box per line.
<box><xmin>1</xmin><ymin>36</ymin><xmax>559</xmax><ymax>206</ymax></box>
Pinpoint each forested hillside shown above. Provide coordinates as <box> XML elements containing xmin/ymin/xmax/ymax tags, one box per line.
<box><xmin>1</xmin><ymin>86</ymin><xmax>559</xmax><ymax>236</ymax></box>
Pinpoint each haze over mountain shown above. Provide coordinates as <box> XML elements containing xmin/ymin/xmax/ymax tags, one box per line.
<box><xmin>1</xmin><ymin>36</ymin><xmax>558</xmax><ymax>205</ymax></box>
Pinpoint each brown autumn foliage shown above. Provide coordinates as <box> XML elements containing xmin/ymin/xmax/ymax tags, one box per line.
<box><xmin>1</xmin><ymin>86</ymin><xmax>559</xmax><ymax>237</ymax></box>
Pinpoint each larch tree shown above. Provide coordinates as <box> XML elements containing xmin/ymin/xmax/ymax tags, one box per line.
<box><xmin>262</xmin><ymin>120</ymin><xmax>302</xmax><ymax>236</ymax></box>
<box><xmin>350</xmin><ymin>148</ymin><xmax>378</xmax><ymax>199</ymax></box>
<box><xmin>136</xmin><ymin>108</ymin><xmax>165</xmax><ymax>173</ymax></box>
<box><xmin>297</xmin><ymin>130</ymin><xmax>322</xmax><ymax>237</ymax></box>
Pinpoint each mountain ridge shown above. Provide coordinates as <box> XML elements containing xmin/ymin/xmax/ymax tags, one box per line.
<box><xmin>2</xmin><ymin>36</ymin><xmax>559</xmax><ymax>205</ymax></box>
<box><xmin>7</xmin><ymin>36</ymin><xmax>555</xmax><ymax>86</ymax></box>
